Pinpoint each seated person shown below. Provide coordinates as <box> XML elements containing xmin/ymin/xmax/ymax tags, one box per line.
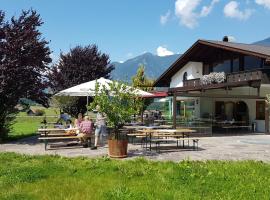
<box><xmin>78</xmin><ymin>116</ymin><xmax>93</xmax><ymax>147</ymax></box>
<box><xmin>65</xmin><ymin>119</ymin><xmax>73</xmax><ymax>129</ymax></box>
<box><xmin>57</xmin><ymin>111</ymin><xmax>71</xmax><ymax>124</ymax></box>
<box><xmin>74</xmin><ymin>113</ymin><xmax>83</xmax><ymax>128</ymax></box>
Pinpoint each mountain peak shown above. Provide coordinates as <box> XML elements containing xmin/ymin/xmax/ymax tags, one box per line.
<box><xmin>252</xmin><ymin>37</ymin><xmax>270</xmax><ymax>46</ymax></box>
<box><xmin>112</xmin><ymin>53</ymin><xmax>181</xmax><ymax>81</ymax></box>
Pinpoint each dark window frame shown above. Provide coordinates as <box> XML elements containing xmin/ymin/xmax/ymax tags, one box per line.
<box><xmin>183</xmin><ymin>72</ymin><xmax>188</xmax><ymax>81</ymax></box>
<box><xmin>256</xmin><ymin>101</ymin><xmax>265</xmax><ymax>120</ymax></box>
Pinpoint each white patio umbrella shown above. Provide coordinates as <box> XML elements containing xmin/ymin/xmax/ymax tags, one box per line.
<box><xmin>54</xmin><ymin>78</ymin><xmax>154</xmax><ymax>107</ymax></box>
<box><xmin>55</xmin><ymin>77</ymin><xmax>153</xmax><ymax>97</ymax></box>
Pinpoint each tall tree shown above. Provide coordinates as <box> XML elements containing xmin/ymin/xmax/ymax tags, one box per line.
<box><xmin>0</xmin><ymin>10</ymin><xmax>52</xmax><ymax>139</ymax></box>
<box><xmin>49</xmin><ymin>45</ymin><xmax>114</xmax><ymax>117</ymax></box>
<box><xmin>132</xmin><ymin>65</ymin><xmax>154</xmax><ymax>122</ymax></box>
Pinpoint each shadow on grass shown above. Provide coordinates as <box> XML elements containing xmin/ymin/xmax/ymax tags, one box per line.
<box><xmin>2</xmin><ymin>133</ymin><xmax>38</xmax><ymax>145</ymax></box>
<box><xmin>2</xmin><ymin>133</ymin><xmax>37</xmax><ymax>143</ymax></box>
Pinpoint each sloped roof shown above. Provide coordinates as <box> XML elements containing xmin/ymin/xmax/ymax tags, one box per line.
<box><xmin>154</xmin><ymin>39</ymin><xmax>270</xmax><ymax>87</ymax></box>
<box><xmin>202</xmin><ymin>40</ymin><xmax>270</xmax><ymax>57</ymax></box>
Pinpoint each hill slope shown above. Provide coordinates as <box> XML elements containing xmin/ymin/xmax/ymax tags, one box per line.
<box><xmin>112</xmin><ymin>52</ymin><xmax>180</xmax><ymax>81</ymax></box>
<box><xmin>252</xmin><ymin>37</ymin><xmax>270</xmax><ymax>46</ymax></box>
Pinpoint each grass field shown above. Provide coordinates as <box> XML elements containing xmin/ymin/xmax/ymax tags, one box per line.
<box><xmin>8</xmin><ymin>107</ymin><xmax>59</xmax><ymax>141</ymax></box>
<box><xmin>0</xmin><ymin>152</ymin><xmax>270</xmax><ymax>200</ymax></box>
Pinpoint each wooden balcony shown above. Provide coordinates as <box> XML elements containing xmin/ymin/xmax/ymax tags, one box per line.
<box><xmin>170</xmin><ymin>69</ymin><xmax>263</xmax><ymax>93</ymax></box>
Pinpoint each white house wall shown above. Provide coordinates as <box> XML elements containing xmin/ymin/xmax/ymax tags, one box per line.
<box><xmin>170</xmin><ymin>62</ymin><xmax>203</xmax><ymax>88</ymax></box>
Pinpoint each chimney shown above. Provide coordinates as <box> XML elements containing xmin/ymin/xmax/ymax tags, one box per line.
<box><xmin>223</xmin><ymin>36</ymin><xmax>229</xmax><ymax>42</ymax></box>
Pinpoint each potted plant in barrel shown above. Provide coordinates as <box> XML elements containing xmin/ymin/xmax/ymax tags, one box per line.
<box><xmin>89</xmin><ymin>80</ymin><xmax>141</xmax><ymax>158</ymax></box>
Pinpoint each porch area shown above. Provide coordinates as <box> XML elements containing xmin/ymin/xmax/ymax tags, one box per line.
<box><xmin>161</xmin><ymin>69</ymin><xmax>270</xmax><ymax>135</ymax></box>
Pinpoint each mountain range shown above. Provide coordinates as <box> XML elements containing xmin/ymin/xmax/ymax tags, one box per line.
<box><xmin>252</xmin><ymin>37</ymin><xmax>270</xmax><ymax>46</ymax></box>
<box><xmin>111</xmin><ymin>53</ymin><xmax>180</xmax><ymax>81</ymax></box>
<box><xmin>112</xmin><ymin>37</ymin><xmax>270</xmax><ymax>81</ymax></box>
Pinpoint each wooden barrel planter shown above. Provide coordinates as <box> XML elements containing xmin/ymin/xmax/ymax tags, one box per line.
<box><xmin>108</xmin><ymin>139</ymin><xmax>128</xmax><ymax>158</ymax></box>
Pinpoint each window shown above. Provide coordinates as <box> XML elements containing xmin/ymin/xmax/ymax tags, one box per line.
<box><xmin>183</xmin><ymin>72</ymin><xmax>188</xmax><ymax>81</ymax></box>
<box><xmin>213</xmin><ymin>60</ymin><xmax>231</xmax><ymax>73</ymax></box>
<box><xmin>256</xmin><ymin>101</ymin><xmax>265</xmax><ymax>120</ymax></box>
<box><xmin>232</xmin><ymin>58</ymin><xmax>239</xmax><ymax>72</ymax></box>
<box><xmin>176</xmin><ymin>100</ymin><xmax>195</xmax><ymax>119</ymax></box>
<box><xmin>244</xmin><ymin>56</ymin><xmax>262</xmax><ymax>70</ymax></box>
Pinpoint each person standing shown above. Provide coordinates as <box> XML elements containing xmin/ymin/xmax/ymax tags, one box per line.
<box><xmin>91</xmin><ymin>105</ymin><xmax>106</xmax><ymax>150</ymax></box>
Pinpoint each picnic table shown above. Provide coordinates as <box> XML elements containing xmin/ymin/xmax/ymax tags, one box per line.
<box><xmin>137</xmin><ymin>129</ymin><xmax>197</xmax><ymax>151</ymax></box>
<box><xmin>38</xmin><ymin>128</ymin><xmax>92</xmax><ymax>150</ymax></box>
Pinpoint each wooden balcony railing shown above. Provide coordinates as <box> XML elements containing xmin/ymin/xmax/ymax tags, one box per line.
<box><xmin>172</xmin><ymin>69</ymin><xmax>263</xmax><ymax>93</ymax></box>
<box><xmin>226</xmin><ymin>70</ymin><xmax>262</xmax><ymax>83</ymax></box>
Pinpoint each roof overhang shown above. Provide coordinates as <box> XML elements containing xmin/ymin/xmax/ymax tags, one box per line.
<box><xmin>154</xmin><ymin>40</ymin><xmax>270</xmax><ymax>87</ymax></box>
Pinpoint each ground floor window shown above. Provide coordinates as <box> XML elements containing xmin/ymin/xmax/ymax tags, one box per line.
<box><xmin>256</xmin><ymin>101</ymin><xmax>265</xmax><ymax>120</ymax></box>
<box><xmin>215</xmin><ymin>101</ymin><xmax>249</xmax><ymax>123</ymax></box>
<box><xmin>176</xmin><ymin>100</ymin><xmax>195</xmax><ymax>119</ymax></box>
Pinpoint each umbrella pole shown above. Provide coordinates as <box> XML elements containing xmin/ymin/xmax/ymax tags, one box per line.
<box><xmin>86</xmin><ymin>96</ymin><xmax>89</xmax><ymax>115</ymax></box>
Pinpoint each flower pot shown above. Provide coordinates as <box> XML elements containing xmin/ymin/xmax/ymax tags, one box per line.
<box><xmin>108</xmin><ymin>139</ymin><xmax>128</xmax><ymax>158</ymax></box>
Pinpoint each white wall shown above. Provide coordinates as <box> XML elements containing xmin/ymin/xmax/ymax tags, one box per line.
<box><xmin>170</xmin><ymin>62</ymin><xmax>203</xmax><ymax>88</ymax></box>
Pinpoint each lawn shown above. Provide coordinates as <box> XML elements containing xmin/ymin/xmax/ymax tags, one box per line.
<box><xmin>0</xmin><ymin>153</ymin><xmax>270</xmax><ymax>200</ymax></box>
<box><xmin>8</xmin><ymin>106</ymin><xmax>59</xmax><ymax>141</ymax></box>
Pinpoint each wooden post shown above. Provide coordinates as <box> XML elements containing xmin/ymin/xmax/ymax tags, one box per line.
<box><xmin>265</xmin><ymin>99</ymin><xmax>269</xmax><ymax>134</ymax></box>
<box><xmin>173</xmin><ymin>93</ymin><xmax>177</xmax><ymax>129</ymax></box>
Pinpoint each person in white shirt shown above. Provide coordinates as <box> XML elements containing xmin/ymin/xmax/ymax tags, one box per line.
<box><xmin>91</xmin><ymin>105</ymin><xmax>107</xmax><ymax>150</ymax></box>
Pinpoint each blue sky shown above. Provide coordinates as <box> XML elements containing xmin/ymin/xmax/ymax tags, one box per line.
<box><xmin>1</xmin><ymin>0</ymin><xmax>270</xmax><ymax>62</ymax></box>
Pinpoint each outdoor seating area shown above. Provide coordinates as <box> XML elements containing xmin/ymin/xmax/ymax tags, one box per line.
<box><xmin>2</xmin><ymin>3</ymin><xmax>270</xmax><ymax>199</ymax></box>
<box><xmin>37</xmin><ymin>119</ymin><xmax>199</xmax><ymax>153</ymax></box>
<box><xmin>38</xmin><ymin>128</ymin><xmax>92</xmax><ymax>150</ymax></box>
<box><xmin>126</xmin><ymin>127</ymin><xmax>199</xmax><ymax>152</ymax></box>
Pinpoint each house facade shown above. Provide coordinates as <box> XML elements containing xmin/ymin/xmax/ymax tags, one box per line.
<box><xmin>154</xmin><ymin>39</ymin><xmax>270</xmax><ymax>134</ymax></box>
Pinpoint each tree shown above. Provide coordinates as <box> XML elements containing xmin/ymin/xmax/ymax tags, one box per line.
<box><xmin>0</xmin><ymin>10</ymin><xmax>52</xmax><ymax>139</ymax></box>
<box><xmin>49</xmin><ymin>45</ymin><xmax>114</xmax><ymax>117</ymax></box>
<box><xmin>89</xmin><ymin>81</ymin><xmax>141</xmax><ymax>138</ymax></box>
<box><xmin>131</xmin><ymin>65</ymin><xmax>154</xmax><ymax>122</ymax></box>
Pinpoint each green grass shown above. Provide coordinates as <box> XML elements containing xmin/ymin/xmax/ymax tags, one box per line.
<box><xmin>0</xmin><ymin>152</ymin><xmax>270</xmax><ymax>200</ymax></box>
<box><xmin>7</xmin><ymin>106</ymin><xmax>59</xmax><ymax>141</ymax></box>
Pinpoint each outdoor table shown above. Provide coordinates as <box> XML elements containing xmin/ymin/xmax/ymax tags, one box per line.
<box><xmin>138</xmin><ymin>129</ymin><xmax>196</xmax><ymax>151</ymax></box>
<box><xmin>123</xmin><ymin>125</ymin><xmax>161</xmax><ymax>130</ymax></box>
<box><xmin>38</xmin><ymin>128</ymin><xmax>78</xmax><ymax>136</ymax></box>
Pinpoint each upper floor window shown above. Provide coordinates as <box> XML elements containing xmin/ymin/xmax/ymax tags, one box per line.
<box><xmin>183</xmin><ymin>72</ymin><xmax>188</xmax><ymax>81</ymax></box>
<box><xmin>244</xmin><ymin>56</ymin><xmax>262</xmax><ymax>70</ymax></box>
<box><xmin>213</xmin><ymin>60</ymin><xmax>231</xmax><ymax>73</ymax></box>
<box><xmin>232</xmin><ymin>58</ymin><xmax>239</xmax><ymax>72</ymax></box>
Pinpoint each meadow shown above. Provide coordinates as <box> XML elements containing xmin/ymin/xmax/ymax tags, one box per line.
<box><xmin>0</xmin><ymin>152</ymin><xmax>270</xmax><ymax>200</ymax></box>
<box><xmin>8</xmin><ymin>107</ymin><xmax>59</xmax><ymax>141</ymax></box>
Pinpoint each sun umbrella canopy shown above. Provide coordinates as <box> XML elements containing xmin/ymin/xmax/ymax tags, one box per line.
<box><xmin>54</xmin><ymin>77</ymin><xmax>153</xmax><ymax>97</ymax></box>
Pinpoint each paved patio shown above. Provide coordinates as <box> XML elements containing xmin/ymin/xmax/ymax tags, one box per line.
<box><xmin>1</xmin><ymin>134</ymin><xmax>270</xmax><ymax>162</ymax></box>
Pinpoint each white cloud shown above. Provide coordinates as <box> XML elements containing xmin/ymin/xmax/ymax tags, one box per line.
<box><xmin>160</xmin><ymin>10</ymin><xmax>171</xmax><ymax>25</ymax></box>
<box><xmin>174</xmin><ymin>0</ymin><xmax>219</xmax><ymax>29</ymax></box>
<box><xmin>255</xmin><ymin>0</ymin><xmax>270</xmax><ymax>9</ymax></box>
<box><xmin>200</xmin><ymin>0</ymin><xmax>220</xmax><ymax>17</ymax></box>
<box><xmin>126</xmin><ymin>52</ymin><xmax>133</xmax><ymax>58</ymax></box>
<box><xmin>119</xmin><ymin>61</ymin><xmax>124</xmax><ymax>63</ymax></box>
<box><xmin>224</xmin><ymin>1</ymin><xmax>253</xmax><ymax>20</ymax></box>
<box><xmin>228</xmin><ymin>36</ymin><xmax>236</xmax><ymax>42</ymax></box>
<box><xmin>175</xmin><ymin>0</ymin><xmax>201</xmax><ymax>28</ymax></box>
<box><xmin>156</xmin><ymin>46</ymin><xmax>174</xmax><ymax>57</ymax></box>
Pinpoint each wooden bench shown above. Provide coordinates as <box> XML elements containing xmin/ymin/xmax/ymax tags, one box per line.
<box><xmin>222</xmin><ymin>125</ymin><xmax>252</xmax><ymax>133</ymax></box>
<box><xmin>38</xmin><ymin>135</ymin><xmax>92</xmax><ymax>150</ymax></box>
<box><xmin>150</xmin><ymin>137</ymin><xmax>199</xmax><ymax>152</ymax></box>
